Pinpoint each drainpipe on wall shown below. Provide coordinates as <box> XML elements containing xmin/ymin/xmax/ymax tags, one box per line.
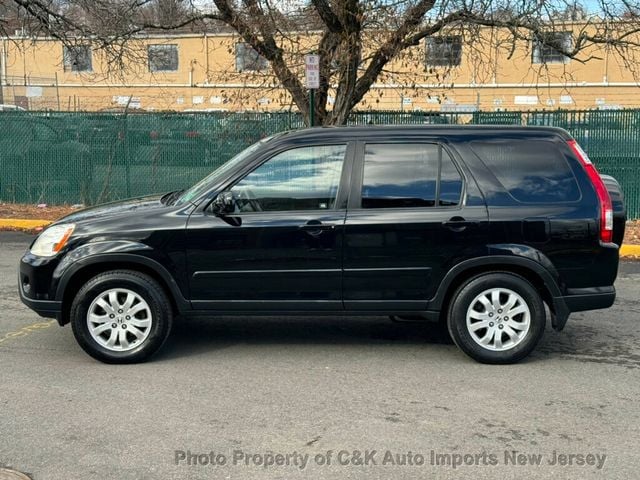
<box><xmin>0</xmin><ymin>37</ymin><xmax>5</xmax><ymax>104</ymax></box>
<box><xmin>603</xmin><ymin>43</ymin><xmax>610</xmax><ymax>85</ymax></box>
<box><xmin>22</xmin><ymin>42</ymin><xmax>27</xmax><ymax>85</ymax></box>
<box><xmin>205</xmin><ymin>33</ymin><xmax>210</xmax><ymax>82</ymax></box>
<box><xmin>493</xmin><ymin>43</ymin><xmax>499</xmax><ymax>85</ymax></box>
<box><xmin>54</xmin><ymin>71</ymin><xmax>61</xmax><ymax>110</ymax></box>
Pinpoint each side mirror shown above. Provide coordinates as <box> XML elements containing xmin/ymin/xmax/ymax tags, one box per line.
<box><xmin>211</xmin><ymin>191</ymin><xmax>235</xmax><ymax>216</ymax></box>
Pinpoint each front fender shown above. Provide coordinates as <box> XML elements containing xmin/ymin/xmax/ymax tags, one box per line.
<box><xmin>52</xmin><ymin>241</ymin><xmax>190</xmax><ymax>312</ymax></box>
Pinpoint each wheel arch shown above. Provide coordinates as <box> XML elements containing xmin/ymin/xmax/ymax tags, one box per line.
<box><xmin>428</xmin><ymin>255</ymin><xmax>566</xmax><ymax>324</ymax></box>
<box><xmin>57</xmin><ymin>254</ymin><xmax>190</xmax><ymax>326</ymax></box>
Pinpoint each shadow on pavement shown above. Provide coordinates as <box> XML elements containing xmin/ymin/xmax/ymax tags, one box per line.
<box><xmin>160</xmin><ymin>316</ymin><xmax>454</xmax><ymax>360</ymax></box>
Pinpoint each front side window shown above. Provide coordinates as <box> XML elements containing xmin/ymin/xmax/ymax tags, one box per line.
<box><xmin>425</xmin><ymin>36</ymin><xmax>462</xmax><ymax>67</ymax></box>
<box><xmin>532</xmin><ymin>32</ymin><xmax>572</xmax><ymax>64</ymax></box>
<box><xmin>176</xmin><ymin>136</ymin><xmax>277</xmax><ymax>206</ymax></box>
<box><xmin>236</xmin><ymin>43</ymin><xmax>269</xmax><ymax>72</ymax></box>
<box><xmin>361</xmin><ymin>144</ymin><xmax>462</xmax><ymax>208</ymax></box>
<box><xmin>148</xmin><ymin>44</ymin><xmax>179</xmax><ymax>72</ymax></box>
<box><xmin>63</xmin><ymin>45</ymin><xmax>92</xmax><ymax>72</ymax></box>
<box><xmin>230</xmin><ymin>145</ymin><xmax>346</xmax><ymax>212</ymax></box>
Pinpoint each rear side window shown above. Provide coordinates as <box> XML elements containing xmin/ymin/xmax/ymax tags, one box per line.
<box><xmin>361</xmin><ymin>143</ymin><xmax>463</xmax><ymax>208</ymax></box>
<box><xmin>469</xmin><ymin>139</ymin><xmax>580</xmax><ymax>203</ymax></box>
<box><xmin>439</xmin><ymin>152</ymin><xmax>463</xmax><ymax>206</ymax></box>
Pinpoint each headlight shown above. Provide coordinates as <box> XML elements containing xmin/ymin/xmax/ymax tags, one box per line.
<box><xmin>30</xmin><ymin>224</ymin><xmax>76</xmax><ymax>257</ymax></box>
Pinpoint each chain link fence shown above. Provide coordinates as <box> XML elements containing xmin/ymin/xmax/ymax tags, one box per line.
<box><xmin>0</xmin><ymin>109</ymin><xmax>638</xmax><ymax>218</ymax></box>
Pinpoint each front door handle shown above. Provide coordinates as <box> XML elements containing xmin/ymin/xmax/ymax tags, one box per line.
<box><xmin>442</xmin><ymin>216</ymin><xmax>475</xmax><ymax>232</ymax></box>
<box><xmin>299</xmin><ymin>221</ymin><xmax>336</xmax><ymax>236</ymax></box>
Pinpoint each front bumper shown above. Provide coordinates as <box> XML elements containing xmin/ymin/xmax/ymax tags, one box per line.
<box><xmin>19</xmin><ymin>278</ymin><xmax>61</xmax><ymax>319</ymax></box>
<box><xmin>18</xmin><ymin>254</ymin><xmax>62</xmax><ymax>321</ymax></box>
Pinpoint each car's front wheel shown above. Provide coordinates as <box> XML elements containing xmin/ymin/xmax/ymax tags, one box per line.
<box><xmin>70</xmin><ymin>270</ymin><xmax>173</xmax><ymax>363</ymax></box>
<box><xmin>447</xmin><ymin>272</ymin><xmax>546</xmax><ymax>364</ymax></box>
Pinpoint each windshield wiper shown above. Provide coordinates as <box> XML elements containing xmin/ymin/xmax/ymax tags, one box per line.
<box><xmin>162</xmin><ymin>189</ymin><xmax>185</xmax><ymax>206</ymax></box>
<box><xmin>160</xmin><ymin>191</ymin><xmax>174</xmax><ymax>205</ymax></box>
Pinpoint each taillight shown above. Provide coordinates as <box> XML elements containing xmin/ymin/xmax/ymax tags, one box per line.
<box><xmin>567</xmin><ymin>139</ymin><xmax>613</xmax><ymax>243</ymax></box>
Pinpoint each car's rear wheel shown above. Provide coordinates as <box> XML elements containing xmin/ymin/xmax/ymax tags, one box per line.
<box><xmin>447</xmin><ymin>272</ymin><xmax>545</xmax><ymax>364</ymax></box>
<box><xmin>70</xmin><ymin>270</ymin><xmax>173</xmax><ymax>363</ymax></box>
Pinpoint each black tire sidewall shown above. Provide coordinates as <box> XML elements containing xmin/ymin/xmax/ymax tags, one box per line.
<box><xmin>448</xmin><ymin>273</ymin><xmax>545</xmax><ymax>364</ymax></box>
<box><xmin>70</xmin><ymin>271</ymin><xmax>172</xmax><ymax>363</ymax></box>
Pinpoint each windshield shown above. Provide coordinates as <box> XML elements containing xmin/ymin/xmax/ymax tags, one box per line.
<box><xmin>174</xmin><ymin>135</ymin><xmax>277</xmax><ymax>206</ymax></box>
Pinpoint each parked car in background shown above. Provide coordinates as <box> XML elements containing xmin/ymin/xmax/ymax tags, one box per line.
<box><xmin>0</xmin><ymin>104</ymin><xmax>26</xmax><ymax>111</ymax></box>
<box><xmin>19</xmin><ymin>126</ymin><xmax>624</xmax><ymax>364</ymax></box>
<box><xmin>135</xmin><ymin>114</ymin><xmax>216</xmax><ymax>166</ymax></box>
<box><xmin>0</xmin><ymin>117</ymin><xmax>90</xmax><ymax>203</ymax></box>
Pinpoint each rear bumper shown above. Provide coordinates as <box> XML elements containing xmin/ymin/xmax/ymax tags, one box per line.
<box><xmin>551</xmin><ymin>286</ymin><xmax>615</xmax><ymax>331</ymax></box>
<box><xmin>562</xmin><ymin>286</ymin><xmax>616</xmax><ymax>312</ymax></box>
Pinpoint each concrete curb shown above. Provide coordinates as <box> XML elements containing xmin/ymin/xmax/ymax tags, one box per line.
<box><xmin>0</xmin><ymin>218</ymin><xmax>52</xmax><ymax>230</ymax></box>
<box><xmin>2</xmin><ymin>217</ymin><xmax>640</xmax><ymax>258</ymax></box>
<box><xmin>620</xmin><ymin>245</ymin><xmax>640</xmax><ymax>257</ymax></box>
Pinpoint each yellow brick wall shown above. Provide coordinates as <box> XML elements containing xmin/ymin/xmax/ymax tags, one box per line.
<box><xmin>2</xmin><ymin>26</ymin><xmax>639</xmax><ymax>112</ymax></box>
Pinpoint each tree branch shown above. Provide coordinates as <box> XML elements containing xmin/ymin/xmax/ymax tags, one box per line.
<box><xmin>212</xmin><ymin>0</ymin><xmax>309</xmax><ymax>116</ymax></box>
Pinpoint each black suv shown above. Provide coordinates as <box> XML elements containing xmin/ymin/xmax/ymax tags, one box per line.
<box><xmin>19</xmin><ymin>126</ymin><xmax>624</xmax><ymax>364</ymax></box>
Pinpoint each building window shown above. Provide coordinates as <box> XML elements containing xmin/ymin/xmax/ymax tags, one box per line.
<box><xmin>236</xmin><ymin>43</ymin><xmax>269</xmax><ymax>72</ymax></box>
<box><xmin>63</xmin><ymin>45</ymin><xmax>92</xmax><ymax>72</ymax></box>
<box><xmin>425</xmin><ymin>36</ymin><xmax>462</xmax><ymax>67</ymax></box>
<box><xmin>532</xmin><ymin>32</ymin><xmax>572</xmax><ymax>64</ymax></box>
<box><xmin>148</xmin><ymin>44</ymin><xmax>179</xmax><ymax>72</ymax></box>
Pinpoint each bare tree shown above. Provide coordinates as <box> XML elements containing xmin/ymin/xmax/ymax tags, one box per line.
<box><xmin>7</xmin><ymin>0</ymin><xmax>640</xmax><ymax>124</ymax></box>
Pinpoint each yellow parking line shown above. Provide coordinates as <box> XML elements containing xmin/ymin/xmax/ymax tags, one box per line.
<box><xmin>0</xmin><ymin>320</ymin><xmax>56</xmax><ymax>345</ymax></box>
<box><xmin>0</xmin><ymin>218</ymin><xmax>52</xmax><ymax>229</ymax></box>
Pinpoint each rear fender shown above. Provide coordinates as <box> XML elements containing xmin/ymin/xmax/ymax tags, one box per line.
<box><xmin>427</xmin><ymin>247</ymin><xmax>570</xmax><ymax>330</ymax></box>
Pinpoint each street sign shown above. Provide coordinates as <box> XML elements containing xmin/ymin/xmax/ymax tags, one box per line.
<box><xmin>305</xmin><ymin>54</ymin><xmax>320</xmax><ymax>89</ymax></box>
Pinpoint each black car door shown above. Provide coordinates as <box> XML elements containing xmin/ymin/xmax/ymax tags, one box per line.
<box><xmin>343</xmin><ymin>139</ymin><xmax>489</xmax><ymax>311</ymax></box>
<box><xmin>186</xmin><ymin>142</ymin><xmax>354</xmax><ymax>311</ymax></box>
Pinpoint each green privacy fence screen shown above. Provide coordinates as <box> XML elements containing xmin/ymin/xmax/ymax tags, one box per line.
<box><xmin>0</xmin><ymin>109</ymin><xmax>639</xmax><ymax>218</ymax></box>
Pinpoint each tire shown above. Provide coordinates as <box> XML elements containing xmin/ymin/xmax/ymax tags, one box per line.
<box><xmin>447</xmin><ymin>272</ymin><xmax>545</xmax><ymax>364</ymax></box>
<box><xmin>70</xmin><ymin>270</ymin><xmax>173</xmax><ymax>364</ymax></box>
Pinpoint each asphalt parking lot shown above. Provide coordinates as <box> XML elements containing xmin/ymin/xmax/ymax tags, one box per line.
<box><xmin>1</xmin><ymin>231</ymin><xmax>639</xmax><ymax>480</ymax></box>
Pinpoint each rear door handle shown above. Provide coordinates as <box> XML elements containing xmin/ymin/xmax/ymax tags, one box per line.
<box><xmin>299</xmin><ymin>221</ymin><xmax>336</xmax><ymax>236</ymax></box>
<box><xmin>442</xmin><ymin>216</ymin><xmax>476</xmax><ymax>232</ymax></box>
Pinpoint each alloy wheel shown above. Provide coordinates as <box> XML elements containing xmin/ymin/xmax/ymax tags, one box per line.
<box><xmin>86</xmin><ymin>288</ymin><xmax>153</xmax><ymax>352</ymax></box>
<box><xmin>465</xmin><ymin>287</ymin><xmax>531</xmax><ymax>351</ymax></box>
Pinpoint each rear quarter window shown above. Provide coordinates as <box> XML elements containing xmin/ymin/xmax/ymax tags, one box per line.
<box><xmin>469</xmin><ymin>138</ymin><xmax>580</xmax><ymax>203</ymax></box>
